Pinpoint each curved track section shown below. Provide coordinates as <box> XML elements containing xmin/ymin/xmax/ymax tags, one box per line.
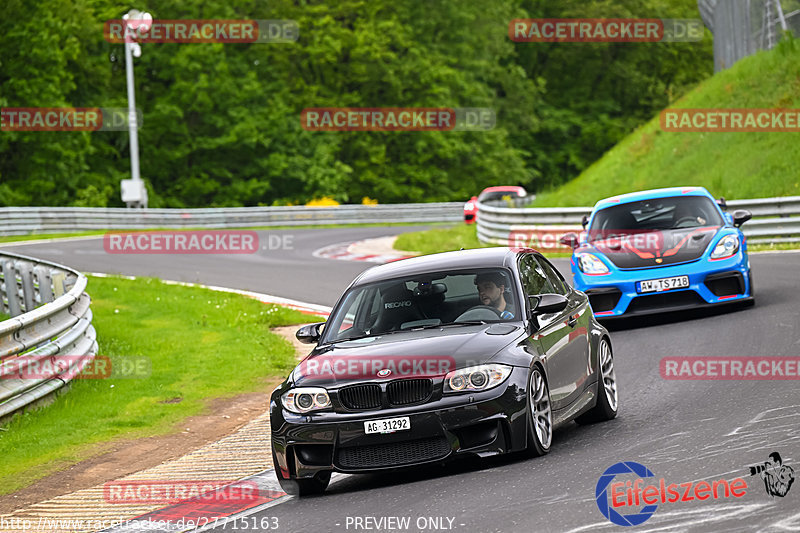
<box><xmin>4</xmin><ymin>231</ymin><xmax>799</xmax><ymax>532</ymax></box>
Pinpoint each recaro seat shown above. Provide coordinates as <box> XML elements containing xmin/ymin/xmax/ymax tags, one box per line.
<box><xmin>370</xmin><ymin>284</ymin><xmax>425</xmax><ymax>333</ymax></box>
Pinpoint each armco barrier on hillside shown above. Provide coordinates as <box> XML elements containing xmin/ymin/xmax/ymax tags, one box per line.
<box><xmin>0</xmin><ymin>203</ymin><xmax>463</xmax><ymax>237</ymax></box>
<box><xmin>0</xmin><ymin>251</ymin><xmax>97</xmax><ymax>420</ymax></box>
<box><xmin>476</xmin><ymin>196</ymin><xmax>800</xmax><ymax>249</ymax></box>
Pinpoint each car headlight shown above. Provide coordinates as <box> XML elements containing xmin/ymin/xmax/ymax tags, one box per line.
<box><xmin>464</xmin><ymin>202</ymin><xmax>475</xmax><ymax>211</ymax></box>
<box><xmin>443</xmin><ymin>364</ymin><xmax>512</xmax><ymax>394</ymax></box>
<box><xmin>577</xmin><ymin>253</ymin><xmax>609</xmax><ymax>274</ymax></box>
<box><xmin>281</xmin><ymin>387</ymin><xmax>331</xmax><ymax>414</ymax></box>
<box><xmin>710</xmin><ymin>235</ymin><xmax>739</xmax><ymax>260</ymax></box>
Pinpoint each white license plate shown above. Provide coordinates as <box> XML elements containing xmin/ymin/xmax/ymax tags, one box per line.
<box><xmin>364</xmin><ymin>416</ymin><xmax>410</xmax><ymax>434</ymax></box>
<box><xmin>638</xmin><ymin>275</ymin><xmax>690</xmax><ymax>293</ymax></box>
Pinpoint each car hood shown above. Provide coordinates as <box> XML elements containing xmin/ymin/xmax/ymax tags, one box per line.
<box><xmin>292</xmin><ymin>323</ymin><xmax>525</xmax><ymax>388</ymax></box>
<box><xmin>582</xmin><ymin>226</ymin><xmax>720</xmax><ymax>269</ymax></box>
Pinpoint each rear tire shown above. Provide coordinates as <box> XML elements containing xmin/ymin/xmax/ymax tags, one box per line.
<box><xmin>525</xmin><ymin>366</ymin><xmax>552</xmax><ymax>457</ymax></box>
<box><xmin>576</xmin><ymin>338</ymin><xmax>618</xmax><ymax>425</ymax></box>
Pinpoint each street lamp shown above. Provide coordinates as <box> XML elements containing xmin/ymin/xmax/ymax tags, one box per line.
<box><xmin>120</xmin><ymin>9</ymin><xmax>152</xmax><ymax>209</ymax></box>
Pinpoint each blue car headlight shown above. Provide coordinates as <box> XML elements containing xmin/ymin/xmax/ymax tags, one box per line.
<box><xmin>710</xmin><ymin>235</ymin><xmax>739</xmax><ymax>260</ymax></box>
<box><xmin>577</xmin><ymin>253</ymin><xmax>610</xmax><ymax>274</ymax></box>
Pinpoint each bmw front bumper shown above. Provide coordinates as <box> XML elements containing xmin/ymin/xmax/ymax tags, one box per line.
<box><xmin>270</xmin><ymin>367</ymin><xmax>529</xmax><ymax>481</ymax></box>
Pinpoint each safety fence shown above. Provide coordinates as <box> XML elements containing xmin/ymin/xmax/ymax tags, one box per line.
<box><xmin>0</xmin><ymin>203</ymin><xmax>463</xmax><ymax>236</ymax></box>
<box><xmin>0</xmin><ymin>251</ymin><xmax>97</xmax><ymax>421</ymax></box>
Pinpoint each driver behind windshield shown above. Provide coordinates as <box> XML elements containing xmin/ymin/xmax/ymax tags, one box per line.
<box><xmin>474</xmin><ymin>273</ymin><xmax>515</xmax><ymax>319</ymax></box>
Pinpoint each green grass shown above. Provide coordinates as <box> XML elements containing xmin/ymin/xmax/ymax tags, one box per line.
<box><xmin>393</xmin><ymin>224</ymin><xmax>572</xmax><ymax>257</ymax></box>
<box><xmin>532</xmin><ymin>38</ymin><xmax>800</xmax><ymax>207</ymax></box>
<box><xmin>394</xmin><ymin>224</ymin><xmax>489</xmax><ymax>255</ymax></box>
<box><xmin>748</xmin><ymin>242</ymin><xmax>800</xmax><ymax>252</ymax></box>
<box><xmin>0</xmin><ymin>231</ymin><xmax>108</xmax><ymax>244</ymax></box>
<box><xmin>0</xmin><ymin>275</ymin><xmax>320</xmax><ymax>495</ymax></box>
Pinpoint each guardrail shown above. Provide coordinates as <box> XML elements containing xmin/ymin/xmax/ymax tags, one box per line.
<box><xmin>0</xmin><ymin>203</ymin><xmax>463</xmax><ymax>236</ymax></box>
<box><xmin>0</xmin><ymin>251</ymin><xmax>97</xmax><ymax>421</ymax></box>
<box><xmin>477</xmin><ymin>196</ymin><xmax>800</xmax><ymax>247</ymax></box>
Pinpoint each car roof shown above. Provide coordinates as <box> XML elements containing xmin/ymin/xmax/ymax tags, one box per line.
<box><xmin>593</xmin><ymin>186</ymin><xmax>714</xmax><ymax>211</ymax></box>
<box><xmin>479</xmin><ymin>186</ymin><xmax>526</xmax><ymax>197</ymax></box>
<box><xmin>351</xmin><ymin>247</ymin><xmax>524</xmax><ymax>286</ymax></box>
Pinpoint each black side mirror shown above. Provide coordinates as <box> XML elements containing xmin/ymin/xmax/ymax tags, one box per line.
<box><xmin>529</xmin><ymin>294</ymin><xmax>569</xmax><ymax>315</ymax></box>
<box><xmin>559</xmin><ymin>232</ymin><xmax>579</xmax><ymax>249</ymax></box>
<box><xmin>717</xmin><ymin>197</ymin><xmax>727</xmax><ymax>210</ymax></box>
<box><xmin>732</xmin><ymin>209</ymin><xmax>752</xmax><ymax>227</ymax></box>
<box><xmin>296</xmin><ymin>322</ymin><xmax>325</xmax><ymax>344</ymax></box>
<box><xmin>581</xmin><ymin>215</ymin><xmax>589</xmax><ymax>228</ymax></box>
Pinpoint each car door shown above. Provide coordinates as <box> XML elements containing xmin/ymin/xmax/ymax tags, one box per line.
<box><xmin>518</xmin><ymin>254</ymin><xmax>579</xmax><ymax>410</ymax></box>
<box><xmin>536</xmin><ymin>255</ymin><xmax>593</xmax><ymax>399</ymax></box>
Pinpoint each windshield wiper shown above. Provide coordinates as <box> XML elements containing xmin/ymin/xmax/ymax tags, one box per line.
<box><xmin>325</xmin><ymin>329</ymin><xmax>416</xmax><ymax>344</ymax></box>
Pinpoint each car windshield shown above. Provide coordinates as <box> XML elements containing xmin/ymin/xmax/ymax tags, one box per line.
<box><xmin>322</xmin><ymin>268</ymin><xmax>520</xmax><ymax>343</ymax></box>
<box><xmin>588</xmin><ymin>195</ymin><xmax>724</xmax><ymax>240</ymax></box>
<box><xmin>478</xmin><ymin>189</ymin><xmax>523</xmax><ymax>202</ymax></box>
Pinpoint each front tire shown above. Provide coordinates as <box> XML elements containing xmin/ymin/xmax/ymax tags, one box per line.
<box><xmin>278</xmin><ymin>470</ymin><xmax>331</xmax><ymax>496</ymax></box>
<box><xmin>526</xmin><ymin>366</ymin><xmax>552</xmax><ymax>456</ymax></box>
<box><xmin>743</xmin><ymin>270</ymin><xmax>755</xmax><ymax>307</ymax></box>
<box><xmin>576</xmin><ymin>338</ymin><xmax>618</xmax><ymax>424</ymax></box>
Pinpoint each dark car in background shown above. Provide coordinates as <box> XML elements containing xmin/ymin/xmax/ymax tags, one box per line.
<box><xmin>464</xmin><ymin>186</ymin><xmax>527</xmax><ymax>224</ymax></box>
<box><xmin>270</xmin><ymin>248</ymin><xmax>618</xmax><ymax>495</ymax></box>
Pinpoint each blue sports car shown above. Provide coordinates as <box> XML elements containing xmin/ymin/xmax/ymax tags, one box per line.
<box><xmin>560</xmin><ymin>187</ymin><xmax>754</xmax><ymax>318</ymax></box>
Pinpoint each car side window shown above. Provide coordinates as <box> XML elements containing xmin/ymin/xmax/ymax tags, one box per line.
<box><xmin>536</xmin><ymin>257</ymin><xmax>569</xmax><ymax>295</ymax></box>
<box><xmin>518</xmin><ymin>255</ymin><xmax>555</xmax><ymax>296</ymax></box>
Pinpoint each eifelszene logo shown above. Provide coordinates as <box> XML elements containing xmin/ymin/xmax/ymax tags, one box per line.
<box><xmin>595</xmin><ymin>461</ymin><xmax>748</xmax><ymax>527</ymax></box>
<box><xmin>748</xmin><ymin>452</ymin><xmax>795</xmax><ymax>498</ymax></box>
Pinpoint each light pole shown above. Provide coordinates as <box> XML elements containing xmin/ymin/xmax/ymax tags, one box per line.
<box><xmin>120</xmin><ymin>9</ymin><xmax>152</xmax><ymax>209</ymax></box>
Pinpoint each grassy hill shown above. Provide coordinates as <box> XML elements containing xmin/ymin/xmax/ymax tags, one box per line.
<box><xmin>533</xmin><ymin>37</ymin><xmax>800</xmax><ymax>207</ymax></box>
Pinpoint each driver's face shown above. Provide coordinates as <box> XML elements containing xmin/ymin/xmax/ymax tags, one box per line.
<box><xmin>477</xmin><ymin>281</ymin><xmax>503</xmax><ymax>308</ymax></box>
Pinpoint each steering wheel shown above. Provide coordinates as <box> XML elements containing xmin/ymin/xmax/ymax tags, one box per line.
<box><xmin>454</xmin><ymin>305</ymin><xmax>502</xmax><ymax>322</ymax></box>
<box><xmin>673</xmin><ymin>216</ymin><xmax>698</xmax><ymax>228</ymax></box>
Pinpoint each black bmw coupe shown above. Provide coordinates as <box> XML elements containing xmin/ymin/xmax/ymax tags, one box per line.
<box><xmin>270</xmin><ymin>247</ymin><xmax>619</xmax><ymax>495</ymax></box>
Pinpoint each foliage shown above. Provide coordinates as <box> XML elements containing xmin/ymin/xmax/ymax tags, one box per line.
<box><xmin>1</xmin><ymin>0</ymin><xmax>713</xmax><ymax>207</ymax></box>
<box><xmin>533</xmin><ymin>37</ymin><xmax>800</xmax><ymax>207</ymax></box>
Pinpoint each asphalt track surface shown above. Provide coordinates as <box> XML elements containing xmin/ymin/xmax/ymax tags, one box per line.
<box><xmin>4</xmin><ymin>228</ymin><xmax>800</xmax><ymax>533</ymax></box>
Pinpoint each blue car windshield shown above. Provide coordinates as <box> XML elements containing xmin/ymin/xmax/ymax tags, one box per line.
<box><xmin>322</xmin><ymin>269</ymin><xmax>519</xmax><ymax>343</ymax></box>
<box><xmin>589</xmin><ymin>196</ymin><xmax>724</xmax><ymax>239</ymax></box>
